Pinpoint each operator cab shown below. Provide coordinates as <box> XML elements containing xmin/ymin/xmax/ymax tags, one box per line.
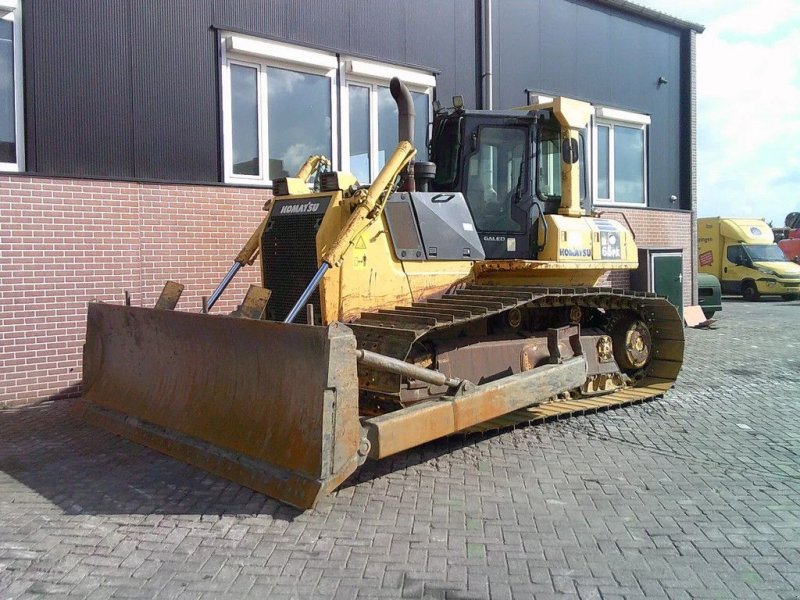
<box><xmin>429</xmin><ymin>107</ymin><xmax>589</xmax><ymax>260</ymax></box>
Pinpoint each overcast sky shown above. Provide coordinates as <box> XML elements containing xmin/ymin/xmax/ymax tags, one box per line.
<box><xmin>634</xmin><ymin>0</ymin><xmax>800</xmax><ymax>227</ymax></box>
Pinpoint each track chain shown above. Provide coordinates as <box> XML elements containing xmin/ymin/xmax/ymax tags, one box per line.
<box><xmin>350</xmin><ymin>285</ymin><xmax>684</xmax><ymax>432</ymax></box>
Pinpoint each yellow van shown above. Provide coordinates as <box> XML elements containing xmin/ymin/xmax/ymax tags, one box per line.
<box><xmin>697</xmin><ymin>217</ymin><xmax>800</xmax><ymax>301</ymax></box>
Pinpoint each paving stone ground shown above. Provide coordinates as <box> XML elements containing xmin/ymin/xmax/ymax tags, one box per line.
<box><xmin>1</xmin><ymin>299</ymin><xmax>799</xmax><ymax>599</ymax></box>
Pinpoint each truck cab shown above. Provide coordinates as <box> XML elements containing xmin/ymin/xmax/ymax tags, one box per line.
<box><xmin>698</xmin><ymin>217</ymin><xmax>800</xmax><ymax>301</ymax></box>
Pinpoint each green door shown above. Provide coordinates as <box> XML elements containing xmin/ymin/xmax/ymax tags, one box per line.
<box><xmin>653</xmin><ymin>254</ymin><xmax>683</xmax><ymax>313</ymax></box>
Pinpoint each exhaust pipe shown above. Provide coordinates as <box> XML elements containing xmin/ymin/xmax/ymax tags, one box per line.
<box><xmin>389</xmin><ymin>77</ymin><xmax>416</xmax><ymax>192</ymax></box>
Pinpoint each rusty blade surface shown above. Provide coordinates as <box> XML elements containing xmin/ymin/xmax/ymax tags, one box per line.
<box><xmin>77</xmin><ymin>303</ymin><xmax>361</xmax><ymax>510</ymax></box>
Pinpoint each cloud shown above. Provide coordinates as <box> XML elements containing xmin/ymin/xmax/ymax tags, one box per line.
<box><xmin>635</xmin><ymin>0</ymin><xmax>800</xmax><ymax>224</ymax></box>
<box><xmin>713</xmin><ymin>0</ymin><xmax>800</xmax><ymax>38</ymax></box>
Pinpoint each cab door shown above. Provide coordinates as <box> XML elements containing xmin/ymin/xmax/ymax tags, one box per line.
<box><xmin>722</xmin><ymin>244</ymin><xmax>750</xmax><ymax>294</ymax></box>
<box><xmin>460</xmin><ymin>122</ymin><xmax>533</xmax><ymax>259</ymax></box>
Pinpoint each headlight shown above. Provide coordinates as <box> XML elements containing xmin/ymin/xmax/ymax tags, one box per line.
<box><xmin>756</xmin><ymin>267</ymin><xmax>777</xmax><ymax>276</ymax></box>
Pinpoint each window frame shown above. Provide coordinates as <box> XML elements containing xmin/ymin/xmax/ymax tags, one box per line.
<box><xmin>220</xmin><ymin>33</ymin><xmax>338</xmax><ymax>186</ymax></box>
<box><xmin>591</xmin><ymin>107</ymin><xmax>650</xmax><ymax>207</ymax></box>
<box><xmin>0</xmin><ymin>0</ymin><xmax>24</xmax><ymax>173</ymax></box>
<box><xmin>339</xmin><ymin>57</ymin><xmax>435</xmax><ymax>184</ymax></box>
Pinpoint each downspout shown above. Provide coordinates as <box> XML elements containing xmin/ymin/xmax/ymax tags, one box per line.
<box><xmin>481</xmin><ymin>0</ymin><xmax>493</xmax><ymax>110</ymax></box>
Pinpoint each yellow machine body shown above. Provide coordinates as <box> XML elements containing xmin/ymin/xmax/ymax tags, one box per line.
<box><xmin>269</xmin><ymin>199</ymin><xmax>638</xmax><ymax>323</ymax></box>
<box><xmin>304</xmin><ymin>190</ymin><xmax>475</xmax><ymax>323</ymax></box>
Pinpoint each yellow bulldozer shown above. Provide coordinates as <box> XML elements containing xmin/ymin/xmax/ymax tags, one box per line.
<box><xmin>77</xmin><ymin>79</ymin><xmax>684</xmax><ymax>509</ymax></box>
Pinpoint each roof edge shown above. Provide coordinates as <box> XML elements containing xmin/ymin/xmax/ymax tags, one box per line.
<box><xmin>590</xmin><ymin>0</ymin><xmax>705</xmax><ymax>33</ymax></box>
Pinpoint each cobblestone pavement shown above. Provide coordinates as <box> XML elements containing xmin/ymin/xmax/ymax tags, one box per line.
<box><xmin>1</xmin><ymin>299</ymin><xmax>799</xmax><ymax>599</ymax></box>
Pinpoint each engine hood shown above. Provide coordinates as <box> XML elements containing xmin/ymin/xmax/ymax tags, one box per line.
<box><xmin>753</xmin><ymin>261</ymin><xmax>800</xmax><ymax>275</ymax></box>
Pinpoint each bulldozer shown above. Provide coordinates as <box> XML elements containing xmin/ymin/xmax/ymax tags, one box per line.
<box><xmin>77</xmin><ymin>79</ymin><xmax>684</xmax><ymax>510</ymax></box>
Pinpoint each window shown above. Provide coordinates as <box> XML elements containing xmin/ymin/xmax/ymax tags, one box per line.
<box><xmin>341</xmin><ymin>58</ymin><xmax>434</xmax><ymax>184</ymax></box>
<box><xmin>1</xmin><ymin>0</ymin><xmax>23</xmax><ymax>172</ymax></box>
<box><xmin>592</xmin><ymin>107</ymin><xmax>649</xmax><ymax>205</ymax></box>
<box><xmin>221</xmin><ymin>36</ymin><xmax>436</xmax><ymax>187</ymax></box>
<box><xmin>221</xmin><ymin>35</ymin><xmax>337</xmax><ymax>184</ymax></box>
<box><xmin>463</xmin><ymin>126</ymin><xmax>526</xmax><ymax>232</ymax></box>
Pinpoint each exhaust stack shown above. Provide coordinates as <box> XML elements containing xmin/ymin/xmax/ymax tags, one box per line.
<box><xmin>389</xmin><ymin>77</ymin><xmax>416</xmax><ymax>192</ymax></box>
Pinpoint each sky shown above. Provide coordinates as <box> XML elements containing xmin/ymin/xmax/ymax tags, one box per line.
<box><xmin>634</xmin><ymin>0</ymin><xmax>800</xmax><ymax>227</ymax></box>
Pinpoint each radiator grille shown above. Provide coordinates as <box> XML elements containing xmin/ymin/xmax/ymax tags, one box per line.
<box><xmin>261</xmin><ymin>197</ymin><xmax>330</xmax><ymax>324</ymax></box>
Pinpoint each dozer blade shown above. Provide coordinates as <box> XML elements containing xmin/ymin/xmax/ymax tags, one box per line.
<box><xmin>76</xmin><ymin>302</ymin><xmax>362</xmax><ymax>510</ymax></box>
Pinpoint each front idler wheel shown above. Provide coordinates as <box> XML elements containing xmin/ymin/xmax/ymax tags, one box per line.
<box><xmin>610</xmin><ymin>314</ymin><xmax>652</xmax><ymax>372</ymax></box>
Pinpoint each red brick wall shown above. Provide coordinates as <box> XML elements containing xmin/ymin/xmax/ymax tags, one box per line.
<box><xmin>597</xmin><ymin>207</ymin><xmax>694</xmax><ymax>305</ymax></box>
<box><xmin>1</xmin><ymin>175</ymin><xmax>694</xmax><ymax>408</ymax></box>
<box><xmin>1</xmin><ymin>175</ymin><xmax>270</xmax><ymax>408</ymax></box>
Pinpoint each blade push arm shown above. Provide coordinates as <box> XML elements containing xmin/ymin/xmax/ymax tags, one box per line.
<box><xmin>321</xmin><ymin>141</ymin><xmax>415</xmax><ymax>267</ymax></box>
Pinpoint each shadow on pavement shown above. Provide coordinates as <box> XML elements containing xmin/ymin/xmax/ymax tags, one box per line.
<box><xmin>0</xmin><ymin>397</ymin><xmax>489</xmax><ymax>518</ymax></box>
<box><xmin>0</xmin><ymin>399</ymin><xmax>304</xmax><ymax>518</ymax></box>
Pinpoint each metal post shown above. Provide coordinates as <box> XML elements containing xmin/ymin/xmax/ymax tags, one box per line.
<box><xmin>306</xmin><ymin>304</ymin><xmax>315</xmax><ymax>326</ymax></box>
<box><xmin>481</xmin><ymin>0</ymin><xmax>493</xmax><ymax>110</ymax></box>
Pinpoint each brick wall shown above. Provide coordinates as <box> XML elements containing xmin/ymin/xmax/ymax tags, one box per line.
<box><xmin>1</xmin><ymin>176</ymin><xmax>270</xmax><ymax>409</ymax></box>
<box><xmin>597</xmin><ymin>206</ymin><xmax>694</xmax><ymax>306</ymax></box>
<box><xmin>1</xmin><ymin>175</ymin><xmax>694</xmax><ymax>408</ymax></box>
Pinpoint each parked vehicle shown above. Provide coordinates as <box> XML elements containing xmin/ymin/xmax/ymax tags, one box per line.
<box><xmin>697</xmin><ymin>273</ymin><xmax>722</xmax><ymax>318</ymax></box>
<box><xmin>777</xmin><ymin>212</ymin><xmax>800</xmax><ymax>264</ymax></box>
<box><xmin>698</xmin><ymin>217</ymin><xmax>800</xmax><ymax>301</ymax></box>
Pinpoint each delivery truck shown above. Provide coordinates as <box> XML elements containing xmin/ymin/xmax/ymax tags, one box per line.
<box><xmin>697</xmin><ymin>217</ymin><xmax>800</xmax><ymax>301</ymax></box>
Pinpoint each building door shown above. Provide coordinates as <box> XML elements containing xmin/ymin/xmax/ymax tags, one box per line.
<box><xmin>652</xmin><ymin>253</ymin><xmax>683</xmax><ymax>313</ymax></box>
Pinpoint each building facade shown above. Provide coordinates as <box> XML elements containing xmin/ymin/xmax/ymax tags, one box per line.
<box><xmin>0</xmin><ymin>0</ymin><xmax>702</xmax><ymax>407</ymax></box>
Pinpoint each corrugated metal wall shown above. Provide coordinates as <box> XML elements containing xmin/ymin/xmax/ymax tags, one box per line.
<box><xmin>492</xmin><ymin>0</ymin><xmax>684</xmax><ymax>210</ymax></box>
<box><xmin>129</xmin><ymin>1</ymin><xmax>218</xmax><ymax>181</ymax></box>
<box><xmin>22</xmin><ymin>0</ymin><xmax>688</xmax><ymax>210</ymax></box>
<box><xmin>23</xmin><ymin>0</ymin><xmax>477</xmax><ymax>183</ymax></box>
<box><xmin>26</xmin><ymin>0</ymin><xmax>135</xmax><ymax>178</ymax></box>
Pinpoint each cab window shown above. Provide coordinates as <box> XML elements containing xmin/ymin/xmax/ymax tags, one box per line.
<box><xmin>726</xmin><ymin>245</ymin><xmax>746</xmax><ymax>265</ymax></box>
<box><xmin>463</xmin><ymin>126</ymin><xmax>526</xmax><ymax>232</ymax></box>
<box><xmin>431</xmin><ymin>118</ymin><xmax>460</xmax><ymax>187</ymax></box>
<box><xmin>537</xmin><ymin>127</ymin><xmax>586</xmax><ymax>200</ymax></box>
<box><xmin>744</xmin><ymin>244</ymin><xmax>787</xmax><ymax>262</ymax></box>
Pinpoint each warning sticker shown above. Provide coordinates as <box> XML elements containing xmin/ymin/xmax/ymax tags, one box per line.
<box><xmin>353</xmin><ymin>235</ymin><xmax>367</xmax><ymax>269</ymax></box>
<box><xmin>699</xmin><ymin>250</ymin><xmax>713</xmax><ymax>266</ymax></box>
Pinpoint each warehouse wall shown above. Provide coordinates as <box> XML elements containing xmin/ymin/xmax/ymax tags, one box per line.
<box><xmin>22</xmin><ymin>0</ymin><xmax>688</xmax><ymax>210</ymax></box>
<box><xmin>491</xmin><ymin>0</ymin><xmax>685</xmax><ymax>211</ymax></box>
<box><xmin>22</xmin><ymin>0</ymin><xmax>477</xmax><ymax>181</ymax></box>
